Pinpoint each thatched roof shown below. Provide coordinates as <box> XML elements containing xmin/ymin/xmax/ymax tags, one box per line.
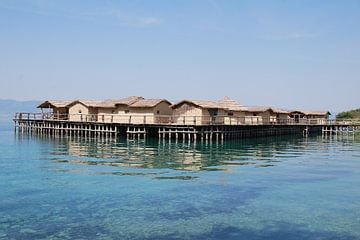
<box><xmin>69</xmin><ymin>100</ymin><xmax>107</xmax><ymax>108</ymax></box>
<box><xmin>241</xmin><ymin>106</ymin><xmax>289</xmax><ymax>114</ymax></box>
<box><xmin>80</xmin><ymin>96</ymin><xmax>144</xmax><ymax>108</ymax></box>
<box><xmin>129</xmin><ymin>99</ymin><xmax>171</xmax><ymax>108</ymax></box>
<box><xmin>37</xmin><ymin>100</ymin><xmax>74</xmax><ymax>108</ymax></box>
<box><xmin>79</xmin><ymin>96</ymin><xmax>145</xmax><ymax>108</ymax></box>
<box><xmin>172</xmin><ymin>97</ymin><xmax>290</xmax><ymax>113</ymax></box>
<box><xmin>271</xmin><ymin>108</ymin><xmax>290</xmax><ymax>114</ymax></box>
<box><xmin>39</xmin><ymin>96</ymin><xmax>146</xmax><ymax>109</ymax></box>
<box><xmin>244</xmin><ymin>106</ymin><xmax>271</xmax><ymax>113</ymax></box>
<box><xmin>290</xmin><ymin>110</ymin><xmax>331</xmax><ymax>116</ymax></box>
<box><xmin>171</xmin><ymin>99</ymin><xmax>222</xmax><ymax>109</ymax></box>
<box><xmin>217</xmin><ymin>96</ymin><xmax>247</xmax><ymax>111</ymax></box>
<box><xmin>114</xmin><ymin>96</ymin><xmax>144</xmax><ymax>106</ymax></box>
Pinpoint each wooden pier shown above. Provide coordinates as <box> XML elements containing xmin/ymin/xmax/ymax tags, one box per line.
<box><xmin>13</xmin><ymin>113</ymin><xmax>360</xmax><ymax>141</ymax></box>
<box><xmin>321</xmin><ymin>125</ymin><xmax>358</xmax><ymax>135</ymax></box>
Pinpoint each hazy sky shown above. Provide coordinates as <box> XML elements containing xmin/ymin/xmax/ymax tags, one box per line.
<box><xmin>0</xmin><ymin>0</ymin><xmax>359</xmax><ymax>112</ymax></box>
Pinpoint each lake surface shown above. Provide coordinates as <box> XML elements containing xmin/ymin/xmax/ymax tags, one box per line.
<box><xmin>1</xmin><ymin>126</ymin><xmax>360</xmax><ymax>239</ymax></box>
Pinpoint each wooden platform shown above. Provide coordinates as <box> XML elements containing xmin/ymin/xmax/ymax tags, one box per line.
<box><xmin>13</xmin><ymin>113</ymin><xmax>359</xmax><ymax>141</ymax></box>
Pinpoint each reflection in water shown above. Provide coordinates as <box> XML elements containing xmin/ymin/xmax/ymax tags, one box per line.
<box><xmin>15</xmin><ymin>133</ymin><xmax>360</xmax><ymax>177</ymax></box>
<box><xmin>4</xmin><ymin>131</ymin><xmax>360</xmax><ymax>239</ymax></box>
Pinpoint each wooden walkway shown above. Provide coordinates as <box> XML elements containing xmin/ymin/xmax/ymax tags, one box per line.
<box><xmin>13</xmin><ymin>112</ymin><xmax>359</xmax><ymax>141</ymax></box>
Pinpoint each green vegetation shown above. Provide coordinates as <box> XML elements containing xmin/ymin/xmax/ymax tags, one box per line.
<box><xmin>336</xmin><ymin>109</ymin><xmax>360</xmax><ymax>120</ymax></box>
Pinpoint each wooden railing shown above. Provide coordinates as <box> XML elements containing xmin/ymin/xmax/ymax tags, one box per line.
<box><xmin>13</xmin><ymin>112</ymin><xmax>344</xmax><ymax>126</ymax></box>
<box><xmin>326</xmin><ymin>119</ymin><xmax>360</xmax><ymax>126</ymax></box>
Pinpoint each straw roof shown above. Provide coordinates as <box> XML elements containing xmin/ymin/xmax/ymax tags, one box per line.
<box><xmin>171</xmin><ymin>99</ymin><xmax>222</xmax><ymax>109</ymax></box>
<box><xmin>290</xmin><ymin>110</ymin><xmax>331</xmax><ymax>116</ymax></box>
<box><xmin>244</xmin><ymin>106</ymin><xmax>272</xmax><ymax>113</ymax></box>
<box><xmin>70</xmin><ymin>100</ymin><xmax>107</xmax><ymax>108</ymax></box>
<box><xmin>81</xmin><ymin>96</ymin><xmax>144</xmax><ymax>108</ymax></box>
<box><xmin>129</xmin><ymin>99</ymin><xmax>171</xmax><ymax>108</ymax></box>
<box><xmin>217</xmin><ymin>96</ymin><xmax>247</xmax><ymax>111</ymax></box>
<box><xmin>37</xmin><ymin>100</ymin><xmax>74</xmax><ymax>108</ymax></box>
<box><xmin>114</xmin><ymin>96</ymin><xmax>144</xmax><ymax>106</ymax></box>
<box><xmin>39</xmin><ymin>96</ymin><xmax>146</xmax><ymax>109</ymax></box>
<box><xmin>271</xmin><ymin>108</ymin><xmax>290</xmax><ymax>114</ymax></box>
<box><xmin>240</xmin><ymin>106</ymin><xmax>289</xmax><ymax>114</ymax></box>
<box><xmin>92</xmin><ymin>99</ymin><xmax>119</xmax><ymax>108</ymax></box>
<box><xmin>78</xmin><ymin>96</ymin><xmax>145</xmax><ymax>108</ymax></box>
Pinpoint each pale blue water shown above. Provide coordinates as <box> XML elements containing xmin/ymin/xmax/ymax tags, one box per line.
<box><xmin>1</xmin><ymin>126</ymin><xmax>360</xmax><ymax>239</ymax></box>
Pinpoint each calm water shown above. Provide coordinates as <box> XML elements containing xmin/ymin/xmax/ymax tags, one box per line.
<box><xmin>1</xmin><ymin>127</ymin><xmax>360</xmax><ymax>239</ymax></box>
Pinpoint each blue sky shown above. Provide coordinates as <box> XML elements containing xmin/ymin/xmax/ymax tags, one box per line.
<box><xmin>0</xmin><ymin>0</ymin><xmax>359</xmax><ymax>112</ymax></box>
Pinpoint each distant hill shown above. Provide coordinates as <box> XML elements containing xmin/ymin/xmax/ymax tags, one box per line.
<box><xmin>336</xmin><ymin>109</ymin><xmax>360</xmax><ymax>120</ymax></box>
<box><xmin>0</xmin><ymin>100</ymin><xmax>40</xmax><ymax>125</ymax></box>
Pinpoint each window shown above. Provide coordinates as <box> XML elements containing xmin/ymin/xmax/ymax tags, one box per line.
<box><xmin>112</xmin><ymin>110</ymin><xmax>115</xmax><ymax>114</ymax></box>
<box><xmin>208</xmin><ymin>109</ymin><xmax>218</xmax><ymax>116</ymax></box>
<box><xmin>125</xmin><ymin>110</ymin><xmax>130</xmax><ymax>114</ymax></box>
<box><xmin>78</xmin><ymin>110</ymin><xmax>82</xmax><ymax>114</ymax></box>
<box><xmin>156</xmin><ymin>110</ymin><xmax>160</xmax><ymax>114</ymax></box>
<box><xmin>253</xmin><ymin>113</ymin><xmax>257</xmax><ymax>116</ymax></box>
<box><xmin>228</xmin><ymin>112</ymin><xmax>234</xmax><ymax>116</ymax></box>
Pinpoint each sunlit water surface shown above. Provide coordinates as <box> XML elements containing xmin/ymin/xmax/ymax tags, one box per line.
<box><xmin>1</xmin><ymin>127</ymin><xmax>360</xmax><ymax>239</ymax></box>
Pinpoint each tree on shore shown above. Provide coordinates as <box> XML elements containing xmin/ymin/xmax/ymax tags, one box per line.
<box><xmin>336</xmin><ymin>109</ymin><xmax>360</xmax><ymax>119</ymax></box>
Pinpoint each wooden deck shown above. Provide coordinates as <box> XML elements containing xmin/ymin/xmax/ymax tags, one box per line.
<box><xmin>13</xmin><ymin>112</ymin><xmax>359</xmax><ymax>141</ymax></box>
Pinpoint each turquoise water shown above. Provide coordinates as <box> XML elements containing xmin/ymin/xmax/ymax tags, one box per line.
<box><xmin>1</xmin><ymin>127</ymin><xmax>360</xmax><ymax>239</ymax></box>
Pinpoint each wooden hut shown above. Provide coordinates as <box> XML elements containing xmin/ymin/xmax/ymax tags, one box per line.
<box><xmin>289</xmin><ymin>110</ymin><xmax>330</xmax><ymax>124</ymax></box>
<box><xmin>218</xmin><ymin>96</ymin><xmax>248</xmax><ymax>125</ymax></box>
<box><xmin>110</xmin><ymin>96</ymin><xmax>144</xmax><ymax>123</ymax></box>
<box><xmin>67</xmin><ymin>100</ymin><xmax>102</xmax><ymax>122</ymax></box>
<box><xmin>95</xmin><ymin>96</ymin><xmax>144</xmax><ymax>123</ymax></box>
<box><xmin>113</xmin><ymin>96</ymin><xmax>144</xmax><ymax>114</ymax></box>
<box><xmin>271</xmin><ymin>108</ymin><xmax>290</xmax><ymax>124</ymax></box>
<box><xmin>66</xmin><ymin>96</ymin><xmax>172</xmax><ymax>124</ymax></box>
<box><xmin>37</xmin><ymin>100</ymin><xmax>74</xmax><ymax>120</ymax></box>
<box><xmin>243</xmin><ymin>107</ymin><xmax>274</xmax><ymax>125</ymax></box>
<box><xmin>128</xmin><ymin>99</ymin><xmax>173</xmax><ymax>124</ymax></box>
<box><xmin>62</xmin><ymin>96</ymin><xmax>143</xmax><ymax>123</ymax></box>
<box><xmin>242</xmin><ymin>107</ymin><xmax>290</xmax><ymax>125</ymax></box>
<box><xmin>62</xmin><ymin>96</ymin><xmax>144</xmax><ymax>123</ymax></box>
<box><xmin>171</xmin><ymin>100</ymin><xmax>226</xmax><ymax>125</ymax></box>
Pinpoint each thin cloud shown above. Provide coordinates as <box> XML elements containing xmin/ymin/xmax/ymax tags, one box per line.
<box><xmin>208</xmin><ymin>0</ymin><xmax>222</xmax><ymax>15</ymax></box>
<box><xmin>142</xmin><ymin>17</ymin><xmax>162</xmax><ymax>26</ymax></box>
<box><xmin>114</xmin><ymin>15</ymin><xmax>163</xmax><ymax>27</ymax></box>
<box><xmin>0</xmin><ymin>1</ymin><xmax>163</xmax><ymax>28</ymax></box>
<box><xmin>264</xmin><ymin>32</ymin><xmax>317</xmax><ymax>41</ymax></box>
